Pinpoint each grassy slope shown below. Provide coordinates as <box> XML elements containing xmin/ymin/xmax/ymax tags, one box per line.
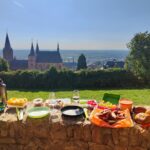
<box><xmin>7</xmin><ymin>89</ymin><xmax>150</xmax><ymax>105</ymax></box>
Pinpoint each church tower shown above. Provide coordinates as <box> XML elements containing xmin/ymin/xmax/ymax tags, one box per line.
<box><xmin>28</xmin><ymin>42</ymin><xmax>36</xmax><ymax>69</ymax></box>
<box><xmin>3</xmin><ymin>33</ymin><xmax>13</xmax><ymax>62</ymax></box>
<box><xmin>57</xmin><ymin>43</ymin><xmax>59</xmax><ymax>52</ymax></box>
<box><xmin>36</xmin><ymin>42</ymin><xmax>39</xmax><ymax>54</ymax></box>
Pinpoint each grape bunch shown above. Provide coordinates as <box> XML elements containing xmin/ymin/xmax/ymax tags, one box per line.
<box><xmin>98</xmin><ymin>100</ymin><xmax>117</xmax><ymax>110</ymax></box>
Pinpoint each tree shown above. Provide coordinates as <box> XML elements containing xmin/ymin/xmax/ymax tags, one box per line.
<box><xmin>125</xmin><ymin>31</ymin><xmax>150</xmax><ymax>82</ymax></box>
<box><xmin>0</xmin><ymin>58</ymin><xmax>9</xmax><ymax>71</ymax></box>
<box><xmin>77</xmin><ymin>54</ymin><xmax>87</xmax><ymax>70</ymax></box>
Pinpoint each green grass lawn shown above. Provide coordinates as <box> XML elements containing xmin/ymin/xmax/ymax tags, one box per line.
<box><xmin>7</xmin><ymin>89</ymin><xmax>150</xmax><ymax>106</ymax></box>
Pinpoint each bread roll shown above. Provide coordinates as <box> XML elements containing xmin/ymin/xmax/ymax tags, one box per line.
<box><xmin>135</xmin><ymin>113</ymin><xmax>146</xmax><ymax>124</ymax></box>
<box><xmin>146</xmin><ymin>109</ymin><xmax>150</xmax><ymax>115</ymax></box>
<box><xmin>135</xmin><ymin>113</ymin><xmax>150</xmax><ymax>124</ymax></box>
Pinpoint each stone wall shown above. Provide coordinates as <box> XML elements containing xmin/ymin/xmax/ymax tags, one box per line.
<box><xmin>35</xmin><ymin>63</ymin><xmax>63</xmax><ymax>70</ymax></box>
<box><xmin>0</xmin><ymin>112</ymin><xmax>150</xmax><ymax>150</ymax></box>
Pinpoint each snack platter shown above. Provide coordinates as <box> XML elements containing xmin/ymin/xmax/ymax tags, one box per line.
<box><xmin>7</xmin><ymin>98</ymin><xmax>28</xmax><ymax>108</ymax></box>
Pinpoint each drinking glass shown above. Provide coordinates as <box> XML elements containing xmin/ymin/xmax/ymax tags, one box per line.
<box><xmin>48</xmin><ymin>92</ymin><xmax>57</xmax><ymax>114</ymax></box>
<box><xmin>49</xmin><ymin>92</ymin><xmax>56</xmax><ymax>100</ymax></box>
<box><xmin>72</xmin><ymin>90</ymin><xmax>80</xmax><ymax>104</ymax></box>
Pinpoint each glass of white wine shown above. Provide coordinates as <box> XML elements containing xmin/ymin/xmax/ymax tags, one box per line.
<box><xmin>49</xmin><ymin>92</ymin><xmax>56</xmax><ymax>101</ymax></box>
<box><xmin>72</xmin><ymin>90</ymin><xmax>80</xmax><ymax>104</ymax></box>
<box><xmin>48</xmin><ymin>92</ymin><xmax>57</xmax><ymax>114</ymax></box>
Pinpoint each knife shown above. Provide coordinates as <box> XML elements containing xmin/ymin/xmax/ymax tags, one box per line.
<box><xmin>19</xmin><ymin>109</ymin><xmax>24</xmax><ymax>120</ymax></box>
<box><xmin>16</xmin><ymin>107</ymin><xmax>20</xmax><ymax>120</ymax></box>
<box><xmin>16</xmin><ymin>108</ymin><xmax>24</xmax><ymax>121</ymax></box>
<box><xmin>84</xmin><ymin>108</ymin><xmax>89</xmax><ymax>120</ymax></box>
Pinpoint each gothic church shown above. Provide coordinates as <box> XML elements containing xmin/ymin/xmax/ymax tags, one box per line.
<box><xmin>2</xmin><ymin>33</ymin><xmax>63</xmax><ymax>70</ymax></box>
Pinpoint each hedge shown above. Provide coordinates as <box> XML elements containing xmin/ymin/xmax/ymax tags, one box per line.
<box><xmin>0</xmin><ymin>68</ymin><xmax>145</xmax><ymax>90</ymax></box>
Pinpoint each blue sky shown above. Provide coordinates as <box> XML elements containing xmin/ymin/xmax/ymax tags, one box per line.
<box><xmin>0</xmin><ymin>0</ymin><xmax>150</xmax><ymax>50</ymax></box>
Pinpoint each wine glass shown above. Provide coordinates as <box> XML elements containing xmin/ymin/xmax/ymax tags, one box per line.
<box><xmin>48</xmin><ymin>92</ymin><xmax>57</xmax><ymax>114</ymax></box>
<box><xmin>72</xmin><ymin>90</ymin><xmax>80</xmax><ymax>104</ymax></box>
<box><xmin>49</xmin><ymin>92</ymin><xmax>56</xmax><ymax>100</ymax></box>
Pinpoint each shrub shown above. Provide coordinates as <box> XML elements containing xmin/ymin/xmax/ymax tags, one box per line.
<box><xmin>0</xmin><ymin>68</ymin><xmax>145</xmax><ymax>90</ymax></box>
<box><xmin>0</xmin><ymin>58</ymin><xmax>9</xmax><ymax>71</ymax></box>
<box><xmin>126</xmin><ymin>31</ymin><xmax>150</xmax><ymax>84</ymax></box>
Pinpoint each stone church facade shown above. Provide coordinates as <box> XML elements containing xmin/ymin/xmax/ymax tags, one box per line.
<box><xmin>2</xmin><ymin>33</ymin><xmax>63</xmax><ymax>70</ymax></box>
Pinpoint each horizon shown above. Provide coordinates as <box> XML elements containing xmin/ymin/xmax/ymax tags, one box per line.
<box><xmin>0</xmin><ymin>0</ymin><xmax>150</xmax><ymax>50</ymax></box>
<box><xmin>0</xmin><ymin>48</ymin><xmax>129</xmax><ymax>63</ymax></box>
<box><xmin>0</xmin><ymin>48</ymin><xmax>129</xmax><ymax>51</ymax></box>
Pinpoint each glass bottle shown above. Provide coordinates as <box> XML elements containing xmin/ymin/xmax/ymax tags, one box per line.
<box><xmin>0</xmin><ymin>78</ymin><xmax>7</xmax><ymax>105</ymax></box>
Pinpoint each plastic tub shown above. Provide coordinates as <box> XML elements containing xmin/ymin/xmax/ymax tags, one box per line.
<box><xmin>119</xmin><ymin>99</ymin><xmax>133</xmax><ymax>111</ymax></box>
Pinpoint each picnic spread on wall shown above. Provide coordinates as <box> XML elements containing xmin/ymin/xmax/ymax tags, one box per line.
<box><xmin>0</xmin><ymin>79</ymin><xmax>150</xmax><ymax>129</ymax></box>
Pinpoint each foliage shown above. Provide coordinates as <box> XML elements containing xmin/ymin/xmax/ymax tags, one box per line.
<box><xmin>77</xmin><ymin>54</ymin><xmax>87</xmax><ymax>70</ymax></box>
<box><xmin>126</xmin><ymin>31</ymin><xmax>150</xmax><ymax>83</ymax></box>
<box><xmin>0</xmin><ymin>68</ymin><xmax>145</xmax><ymax>90</ymax></box>
<box><xmin>0</xmin><ymin>58</ymin><xmax>9</xmax><ymax>71</ymax></box>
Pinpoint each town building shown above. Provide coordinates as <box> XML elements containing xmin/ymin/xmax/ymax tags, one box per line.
<box><xmin>2</xmin><ymin>33</ymin><xmax>63</xmax><ymax>70</ymax></box>
<box><xmin>103</xmin><ymin>59</ymin><xmax>125</xmax><ymax>69</ymax></box>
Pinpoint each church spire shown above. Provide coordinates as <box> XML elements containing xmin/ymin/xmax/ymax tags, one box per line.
<box><xmin>36</xmin><ymin>42</ymin><xmax>39</xmax><ymax>54</ymax></box>
<box><xmin>4</xmin><ymin>33</ymin><xmax>11</xmax><ymax>50</ymax></box>
<box><xmin>29</xmin><ymin>42</ymin><xmax>35</xmax><ymax>56</ymax></box>
<box><xmin>3</xmin><ymin>33</ymin><xmax>13</xmax><ymax>61</ymax></box>
<box><xmin>57</xmin><ymin>43</ymin><xmax>59</xmax><ymax>52</ymax></box>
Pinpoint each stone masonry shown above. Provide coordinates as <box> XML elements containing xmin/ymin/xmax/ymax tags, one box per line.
<box><xmin>0</xmin><ymin>111</ymin><xmax>150</xmax><ymax>150</ymax></box>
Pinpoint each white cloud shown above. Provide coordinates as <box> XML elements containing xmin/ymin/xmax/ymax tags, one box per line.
<box><xmin>13</xmin><ymin>0</ymin><xmax>24</xmax><ymax>8</ymax></box>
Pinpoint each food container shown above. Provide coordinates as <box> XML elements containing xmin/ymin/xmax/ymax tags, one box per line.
<box><xmin>61</xmin><ymin>105</ymin><xmax>84</xmax><ymax>118</ymax></box>
<box><xmin>98</xmin><ymin>100</ymin><xmax>117</xmax><ymax>111</ymax></box>
<box><xmin>87</xmin><ymin>100</ymin><xmax>97</xmax><ymax>110</ymax></box>
<box><xmin>45</xmin><ymin>99</ymin><xmax>63</xmax><ymax>109</ymax></box>
<box><xmin>119</xmin><ymin>99</ymin><xmax>133</xmax><ymax>111</ymax></box>
<box><xmin>133</xmin><ymin>107</ymin><xmax>147</xmax><ymax>114</ymax></box>
<box><xmin>27</xmin><ymin>107</ymin><xmax>50</xmax><ymax>118</ymax></box>
<box><xmin>33</xmin><ymin>98</ymin><xmax>43</xmax><ymax>107</ymax></box>
<box><xmin>7</xmin><ymin>98</ymin><xmax>28</xmax><ymax>108</ymax></box>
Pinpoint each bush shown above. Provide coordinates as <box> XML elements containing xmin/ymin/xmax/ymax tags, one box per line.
<box><xmin>126</xmin><ymin>31</ymin><xmax>150</xmax><ymax>84</ymax></box>
<box><xmin>0</xmin><ymin>58</ymin><xmax>9</xmax><ymax>71</ymax></box>
<box><xmin>0</xmin><ymin>68</ymin><xmax>145</xmax><ymax>90</ymax></box>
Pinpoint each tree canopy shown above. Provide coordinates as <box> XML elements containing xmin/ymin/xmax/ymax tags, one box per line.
<box><xmin>0</xmin><ymin>58</ymin><xmax>9</xmax><ymax>72</ymax></box>
<box><xmin>125</xmin><ymin>31</ymin><xmax>150</xmax><ymax>82</ymax></box>
<box><xmin>77</xmin><ymin>54</ymin><xmax>87</xmax><ymax>70</ymax></box>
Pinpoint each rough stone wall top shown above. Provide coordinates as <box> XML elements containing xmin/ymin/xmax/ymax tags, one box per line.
<box><xmin>0</xmin><ymin>110</ymin><xmax>150</xmax><ymax>150</ymax></box>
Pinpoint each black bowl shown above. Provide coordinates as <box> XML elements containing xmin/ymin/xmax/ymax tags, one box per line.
<box><xmin>61</xmin><ymin>105</ymin><xmax>84</xmax><ymax>118</ymax></box>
